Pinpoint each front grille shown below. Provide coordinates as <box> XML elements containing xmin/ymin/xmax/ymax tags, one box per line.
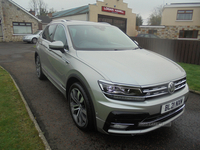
<box><xmin>142</xmin><ymin>77</ymin><xmax>186</xmax><ymax>99</ymax></box>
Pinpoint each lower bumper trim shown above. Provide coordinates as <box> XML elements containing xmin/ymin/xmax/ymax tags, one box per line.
<box><xmin>108</xmin><ymin>108</ymin><xmax>184</xmax><ymax>135</ymax></box>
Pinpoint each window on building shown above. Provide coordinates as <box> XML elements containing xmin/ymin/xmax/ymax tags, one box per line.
<box><xmin>179</xmin><ymin>30</ymin><xmax>198</xmax><ymax>38</ymax></box>
<box><xmin>177</xmin><ymin>10</ymin><xmax>193</xmax><ymax>20</ymax></box>
<box><xmin>13</xmin><ymin>22</ymin><xmax>32</xmax><ymax>34</ymax></box>
<box><xmin>149</xmin><ymin>30</ymin><xmax>157</xmax><ymax>35</ymax></box>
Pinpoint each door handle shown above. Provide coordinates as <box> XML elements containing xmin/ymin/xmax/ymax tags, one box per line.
<box><xmin>62</xmin><ymin>58</ymin><xmax>70</xmax><ymax>64</ymax></box>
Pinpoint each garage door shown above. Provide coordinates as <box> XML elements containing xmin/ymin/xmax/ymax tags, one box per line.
<box><xmin>98</xmin><ymin>15</ymin><xmax>127</xmax><ymax>33</ymax></box>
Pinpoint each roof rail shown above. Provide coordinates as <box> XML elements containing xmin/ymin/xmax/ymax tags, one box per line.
<box><xmin>51</xmin><ymin>19</ymin><xmax>68</xmax><ymax>23</ymax></box>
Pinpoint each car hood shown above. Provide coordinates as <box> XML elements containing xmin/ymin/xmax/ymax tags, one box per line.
<box><xmin>76</xmin><ymin>49</ymin><xmax>186</xmax><ymax>86</ymax></box>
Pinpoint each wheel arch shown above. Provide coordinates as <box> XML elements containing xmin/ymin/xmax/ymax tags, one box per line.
<box><xmin>66</xmin><ymin>74</ymin><xmax>97</xmax><ymax>130</ymax></box>
<box><xmin>34</xmin><ymin>52</ymin><xmax>38</xmax><ymax>60</ymax></box>
<box><xmin>66</xmin><ymin>73</ymin><xmax>93</xmax><ymax>101</ymax></box>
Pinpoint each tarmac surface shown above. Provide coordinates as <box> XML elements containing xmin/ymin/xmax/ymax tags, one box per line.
<box><xmin>0</xmin><ymin>42</ymin><xmax>200</xmax><ymax>150</ymax></box>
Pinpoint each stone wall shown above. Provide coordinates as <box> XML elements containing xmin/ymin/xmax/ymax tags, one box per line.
<box><xmin>139</xmin><ymin>25</ymin><xmax>200</xmax><ymax>40</ymax></box>
<box><xmin>0</xmin><ymin>0</ymin><xmax>3</xmax><ymax>42</ymax></box>
<box><xmin>0</xmin><ymin>0</ymin><xmax>39</xmax><ymax>42</ymax></box>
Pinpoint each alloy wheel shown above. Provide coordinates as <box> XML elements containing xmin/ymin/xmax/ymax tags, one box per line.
<box><xmin>36</xmin><ymin>56</ymin><xmax>41</xmax><ymax>78</ymax></box>
<box><xmin>70</xmin><ymin>88</ymin><xmax>87</xmax><ymax>127</ymax></box>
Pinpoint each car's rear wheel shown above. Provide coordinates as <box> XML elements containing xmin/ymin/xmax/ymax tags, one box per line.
<box><xmin>32</xmin><ymin>38</ymin><xmax>37</xmax><ymax>44</ymax></box>
<box><xmin>68</xmin><ymin>82</ymin><xmax>94</xmax><ymax>131</ymax></box>
<box><xmin>35</xmin><ymin>55</ymin><xmax>46</xmax><ymax>80</ymax></box>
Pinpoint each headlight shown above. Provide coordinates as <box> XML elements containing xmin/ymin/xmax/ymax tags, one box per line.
<box><xmin>98</xmin><ymin>80</ymin><xmax>145</xmax><ymax>101</ymax></box>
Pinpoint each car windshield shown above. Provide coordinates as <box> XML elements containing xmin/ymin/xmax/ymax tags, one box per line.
<box><xmin>68</xmin><ymin>25</ymin><xmax>138</xmax><ymax>50</ymax></box>
<box><xmin>33</xmin><ymin>30</ymin><xmax>41</xmax><ymax>35</ymax></box>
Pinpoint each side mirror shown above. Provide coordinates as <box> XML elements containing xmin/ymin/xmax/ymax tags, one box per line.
<box><xmin>49</xmin><ymin>41</ymin><xmax>65</xmax><ymax>53</ymax></box>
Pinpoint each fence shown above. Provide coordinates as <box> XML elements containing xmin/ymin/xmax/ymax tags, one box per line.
<box><xmin>130</xmin><ymin>37</ymin><xmax>200</xmax><ymax>65</ymax></box>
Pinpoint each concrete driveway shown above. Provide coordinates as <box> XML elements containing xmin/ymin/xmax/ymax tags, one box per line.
<box><xmin>0</xmin><ymin>42</ymin><xmax>200</xmax><ymax>150</ymax></box>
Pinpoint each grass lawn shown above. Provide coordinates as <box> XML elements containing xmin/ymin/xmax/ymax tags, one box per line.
<box><xmin>178</xmin><ymin>63</ymin><xmax>200</xmax><ymax>93</ymax></box>
<box><xmin>0</xmin><ymin>67</ymin><xmax>45</xmax><ymax>150</ymax></box>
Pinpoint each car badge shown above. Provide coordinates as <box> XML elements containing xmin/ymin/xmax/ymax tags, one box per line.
<box><xmin>168</xmin><ymin>82</ymin><xmax>175</xmax><ymax>94</ymax></box>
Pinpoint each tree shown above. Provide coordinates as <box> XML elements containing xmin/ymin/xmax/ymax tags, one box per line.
<box><xmin>49</xmin><ymin>8</ymin><xmax>57</xmax><ymax>14</ymax></box>
<box><xmin>29</xmin><ymin>0</ymin><xmax>48</xmax><ymax>16</ymax></box>
<box><xmin>136</xmin><ymin>14</ymin><xmax>143</xmax><ymax>26</ymax></box>
<box><xmin>147</xmin><ymin>5</ymin><xmax>163</xmax><ymax>25</ymax></box>
<box><xmin>38</xmin><ymin>0</ymin><xmax>48</xmax><ymax>16</ymax></box>
<box><xmin>29</xmin><ymin>0</ymin><xmax>37</xmax><ymax>14</ymax></box>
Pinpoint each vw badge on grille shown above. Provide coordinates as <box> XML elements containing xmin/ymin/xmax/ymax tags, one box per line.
<box><xmin>168</xmin><ymin>82</ymin><xmax>175</xmax><ymax>94</ymax></box>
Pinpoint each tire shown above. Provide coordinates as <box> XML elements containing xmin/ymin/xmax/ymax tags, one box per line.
<box><xmin>32</xmin><ymin>38</ymin><xmax>37</xmax><ymax>44</ymax></box>
<box><xmin>68</xmin><ymin>82</ymin><xmax>94</xmax><ymax>131</ymax></box>
<box><xmin>35</xmin><ymin>55</ymin><xmax>46</xmax><ymax>80</ymax></box>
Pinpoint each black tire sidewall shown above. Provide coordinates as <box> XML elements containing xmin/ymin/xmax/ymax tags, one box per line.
<box><xmin>32</xmin><ymin>38</ymin><xmax>37</xmax><ymax>44</ymax></box>
<box><xmin>35</xmin><ymin>55</ymin><xmax>46</xmax><ymax>80</ymax></box>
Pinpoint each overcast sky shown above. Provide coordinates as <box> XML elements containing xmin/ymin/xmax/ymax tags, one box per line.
<box><xmin>12</xmin><ymin>0</ymin><xmax>200</xmax><ymax>25</ymax></box>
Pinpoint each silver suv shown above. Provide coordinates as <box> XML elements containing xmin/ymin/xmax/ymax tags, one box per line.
<box><xmin>35</xmin><ymin>20</ymin><xmax>189</xmax><ymax>135</ymax></box>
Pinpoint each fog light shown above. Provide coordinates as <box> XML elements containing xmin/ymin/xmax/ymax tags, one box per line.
<box><xmin>111</xmin><ymin>124</ymin><xmax>128</xmax><ymax>129</ymax></box>
<box><xmin>110</xmin><ymin>123</ymin><xmax>134</xmax><ymax>129</ymax></box>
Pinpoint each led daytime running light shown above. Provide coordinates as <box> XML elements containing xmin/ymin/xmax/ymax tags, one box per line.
<box><xmin>98</xmin><ymin>80</ymin><xmax>144</xmax><ymax>101</ymax></box>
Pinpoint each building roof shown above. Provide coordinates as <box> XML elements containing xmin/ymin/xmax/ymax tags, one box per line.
<box><xmin>164</xmin><ymin>2</ymin><xmax>200</xmax><ymax>8</ymax></box>
<box><xmin>52</xmin><ymin>5</ymin><xmax>89</xmax><ymax>19</ymax></box>
<box><xmin>37</xmin><ymin>15</ymin><xmax>52</xmax><ymax>23</ymax></box>
<box><xmin>8</xmin><ymin>0</ymin><xmax>41</xmax><ymax>22</ymax></box>
<box><xmin>139</xmin><ymin>25</ymin><xmax>165</xmax><ymax>29</ymax></box>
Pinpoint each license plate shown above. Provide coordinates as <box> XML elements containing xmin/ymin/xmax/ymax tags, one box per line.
<box><xmin>161</xmin><ymin>97</ymin><xmax>184</xmax><ymax>114</ymax></box>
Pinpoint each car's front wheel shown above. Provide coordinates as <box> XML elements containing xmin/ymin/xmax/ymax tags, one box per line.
<box><xmin>68</xmin><ymin>82</ymin><xmax>94</xmax><ymax>131</ymax></box>
<box><xmin>35</xmin><ymin>55</ymin><xmax>46</xmax><ymax>80</ymax></box>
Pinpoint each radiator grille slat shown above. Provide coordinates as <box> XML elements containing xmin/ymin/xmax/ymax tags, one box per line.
<box><xmin>142</xmin><ymin>77</ymin><xmax>186</xmax><ymax>99</ymax></box>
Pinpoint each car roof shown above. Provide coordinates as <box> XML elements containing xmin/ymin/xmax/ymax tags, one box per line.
<box><xmin>49</xmin><ymin>19</ymin><xmax>112</xmax><ymax>26</ymax></box>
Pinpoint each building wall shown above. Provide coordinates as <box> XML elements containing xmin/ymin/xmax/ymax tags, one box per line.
<box><xmin>42</xmin><ymin>23</ymin><xmax>48</xmax><ymax>30</ymax></box>
<box><xmin>53</xmin><ymin>14</ymin><xmax>88</xmax><ymax>21</ymax></box>
<box><xmin>139</xmin><ymin>25</ymin><xmax>200</xmax><ymax>40</ymax></box>
<box><xmin>0</xmin><ymin>0</ymin><xmax>4</xmax><ymax>41</ymax></box>
<box><xmin>0</xmin><ymin>0</ymin><xmax>39</xmax><ymax>42</ymax></box>
<box><xmin>138</xmin><ymin>4</ymin><xmax>200</xmax><ymax>40</ymax></box>
<box><xmin>89</xmin><ymin>0</ymin><xmax>136</xmax><ymax>36</ymax></box>
<box><xmin>161</xmin><ymin>6</ymin><xmax>200</xmax><ymax>26</ymax></box>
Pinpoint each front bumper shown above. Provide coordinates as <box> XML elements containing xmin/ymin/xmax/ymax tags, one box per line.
<box><xmin>104</xmin><ymin>104</ymin><xmax>185</xmax><ymax>135</ymax></box>
<box><xmin>95</xmin><ymin>85</ymin><xmax>189</xmax><ymax>135</ymax></box>
<box><xmin>23</xmin><ymin>38</ymin><xmax>32</xmax><ymax>42</ymax></box>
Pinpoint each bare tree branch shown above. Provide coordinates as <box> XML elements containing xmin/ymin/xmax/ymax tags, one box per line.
<box><xmin>29</xmin><ymin>0</ymin><xmax>38</xmax><ymax>14</ymax></box>
<box><xmin>29</xmin><ymin>0</ymin><xmax>48</xmax><ymax>16</ymax></box>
